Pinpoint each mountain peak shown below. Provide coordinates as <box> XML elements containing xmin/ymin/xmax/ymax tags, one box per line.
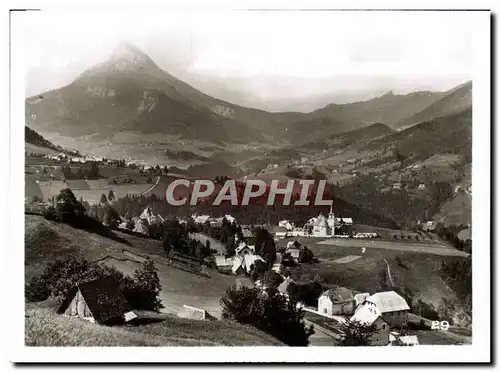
<box><xmin>107</xmin><ymin>42</ymin><xmax>158</xmax><ymax>72</ymax></box>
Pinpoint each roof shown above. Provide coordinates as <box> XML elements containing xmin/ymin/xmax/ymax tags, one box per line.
<box><xmin>354</xmin><ymin>293</ymin><xmax>370</xmax><ymax>305</ymax></box>
<box><xmin>241</xmin><ymin>228</ymin><xmax>255</xmax><ymax>238</ymax></box>
<box><xmin>365</xmin><ymin>291</ymin><xmax>410</xmax><ymax>313</ymax></box>
<box><xmin>399</xmin><ymin>335</ymin><xmax>419</xmax><ymax>345</ymax></box>
<box><xmin>57</xmin><ymin>278</ymin><xmax>130</xmax><ymax>324</ymax></box>
<box><xmin>235</xmin><ymin>242</ymin><xmax>251</xmax><ymax>254</ymax></box>
<box><xmin>321</xmin><ymin>287</ymin><xmax>355</xmax><ymax>303</ymax></box>
<box><xmin>350</xmin><ymin>305</ymin><xmax>381</xmax><ymax>325</ymax></box>
<box><xmin>277</xmin><ymin>277</ymin><xmax>295</xmax><ymax>294</ymax></box>
<box><xmin>266</xmin><ymin>225</ymin><xmax>288</xmax><ymax>234</ymax></box>
<box><xmin>214</xmin><ymin>255</ymin><xmax>232</xmax><ymax>267</ymax></box>
<box><xmin>177</xmin><ymin>305</ymin><xmax>214</xmax><ymax>321</ymax></box>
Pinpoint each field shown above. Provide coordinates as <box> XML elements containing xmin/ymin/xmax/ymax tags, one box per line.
<box><xmin>25</xmin><ymin>303</ymin><xmax>282</xmax><ymax>346</ymax></box>
<box><xmin>317</xmin><ymin>238</ymin><xmax>469</xmax><ymax>257</ymax></box>
<box><xmin>25</xmin><ymin>215</ymin><xmax>252</xmax><ymax>318</ymax></box>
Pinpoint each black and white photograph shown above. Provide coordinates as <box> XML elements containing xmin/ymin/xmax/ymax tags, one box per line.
<box><xmin>6</xmin><ymin>2</ymin><xmax>491</xmax><ymax>364</ymax></box>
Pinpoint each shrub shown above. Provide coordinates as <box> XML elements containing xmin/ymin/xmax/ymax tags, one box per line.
<box><xmin>220</xmin><ymin>285</ymin><xmax>314</xmax><ymax>346</ymax></box>
<box><xmin>338</xmin><ymin>318</ymin><xmax>377</xmax><ymax>346</ymax></box>
<box><xmin>103</xmin><ymin>206</ymin><xmax>121</xmax><ymax>229</ymax></box>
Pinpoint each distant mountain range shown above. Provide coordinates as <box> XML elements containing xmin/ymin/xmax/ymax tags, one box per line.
<box><xmin>25</xmin><ymin>42</ymin><xmax>472</xmax><ymax>147</ymax></box>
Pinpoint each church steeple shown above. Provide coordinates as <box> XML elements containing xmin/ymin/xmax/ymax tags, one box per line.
<box><xmin>328</xmin><ymin>204</ymin><xmax>334</xmax><ymax>219</ymax></box>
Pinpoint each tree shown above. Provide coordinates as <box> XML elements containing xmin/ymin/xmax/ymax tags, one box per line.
<box><xmin>103</xmin><ymin>206</ymin><xmax>121</xmax><ymax>229</ymax></box>
<box><xmin>338</xmin><ymin>318</ymin><xmax>377</xmax><ymax>346</ymax></box>
<box><xmin>298</xmin><ymin>246</ymin><xmax>315</xmax><ymax>263</ymax></box>
<box><xmin>225</xmin><ymin>237</ymin><xmax>237</xmax><ymax>258</ymax></box>
<box><xmin>100</xmin><ymin>193</ymin><xmax>108</xmax><ymax>204</ymax></box>
<box><xmin>126</xmin><ymin>219</ymin><xmax>135</xmax><ymax>230</ymax></box>
<box><xmin>108</xmin><ymin>190</ymin><xmax>115</xmax><ymax>201</ymax></box>
<box><xmin>130</xmin><ymin>259</ymin><xmax>163</xmax><ymax>311</ymax></box>
<box><xmin>262</xmin><ymin>270</ymin><xmax>284</xmax><ymax>289</ymax></box>
<box><xmin>220</xmin><ymin>285</ymin><xmax>314</xmax><ymax>346</ymax></box>
<box><xmin>254</xmin><ymin>228</ymin><xmax>276</xmax><ymax>265</ymax></box>
<box><xmin>54</xmin><ymin>188</ymin><xmax>86</xmax><ymax>224</ymax></box>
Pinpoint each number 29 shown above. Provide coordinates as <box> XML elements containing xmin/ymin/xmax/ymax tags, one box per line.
<box><xmin>431</xmin><ymin>320</ymin><xmax>450</xmax><ymax>331</ymax></box>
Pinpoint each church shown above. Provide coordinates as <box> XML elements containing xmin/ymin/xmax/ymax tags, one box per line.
<box><xmin>306</xmin><ymin>205</ymin><xmax>353</xmax><ymax>237</ymax></box>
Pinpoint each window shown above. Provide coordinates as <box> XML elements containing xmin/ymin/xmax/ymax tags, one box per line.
<box><xmin>323</xmin><ymin>308</ymin><xmax>327</xmax><ymax>314</ymax></box>
<box><xmin>382</xmin><ymin>324</ymin><xmax>386</xmax><ymax>330</ymax></box>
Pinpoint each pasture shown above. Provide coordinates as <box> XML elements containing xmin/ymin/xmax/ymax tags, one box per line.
<box><xmin>316</xmin><ymin>238</ymin><xmax>468</xmax><ymax>258</ymax></box>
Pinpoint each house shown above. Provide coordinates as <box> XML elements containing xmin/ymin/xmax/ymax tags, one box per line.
<box><xmin>422</xmin><ymin>220</ymin><xmax>435</xmax><ymax>232</ymax></box>
<box><xmin>389</xmin><ymin>332</ymin><xmax>419</xmax><ymax>346</ymax></box>
<box><xmin>140</xmin><ymin>206</ymin><xmax>164</xmax><ymax>225</ymax></box>
<box><xmin>417</xmin><ymin>183</ymin><xmax>426</xmax><ymax>190</ymax></box>
<box><xmin>192</xmin><ymin>214</ymin><xmax>211</xmax><ymax>225</ymax></box>
<box><xmin>393</xmin><ymin>182</ymin><xmax>402</xmax><ymax>190</ymax></box>
<box><xmin>231</xmin><ymin>254</ymin><xmax>265</xmax><ymax>275</ymax></box>
<box><xmin>224</xmin><ymin>214</ymin><xmax>236</xmax><ymax>224</ymax></box>
<box><xmin>57</xmin><ymin>278</ymin><xmax>136</xmax><ymax>325</ymax></box>
<box><xmin>177</xmin><ymin>305</ymin><xmax>215</xmax><ymax>321</ymax></box>
<box><xmin>240</xmin><ymin>228</ymin><xmax>256</xmax><ymax>246</ymax></box>
<box><xmin>214</xmin><ymin>255</ymin><xmax>233</xmax><ymax>272</ymax></box>
<box><xmin>285</xmin><ymin>241</ymin><xmax>301</xmax><ymax>263</ymax></box>
<box><xmin>360</xmin><ymin>291</ymin><xmax>410</xmax><ymax>328</ymax></box>
<box><xmin>277</xmin><ymin>277</ymin><xmax>295</xmax><ymax>297</ymax></box>
<box><xmin>235</xmin><ymin>242</ymin><xmax>253</xmax><ymax>256</ymax></box>
<box><xmin>267</xmin><ymin>225</ymin><xmax>288</xmax><ymax>239</ymax></box>
<box><xmin>350</xmin><ymin>305</ymin><xmax>390</xmax><ymax>346</ymax></box>
<box><xmin>278</xmin><ymin>220</ymin><xmax>294</xmax><ymax>231</ymax></box>
<box><xmin>318</xmin><ymin>287</ymin><xmax>356</xmax><ymax>316</ymax></box>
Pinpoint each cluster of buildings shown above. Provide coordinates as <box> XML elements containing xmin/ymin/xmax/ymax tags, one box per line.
<box><xmin>44</xmin><ymin>153</ymin><xmax>106</xmax><ymax>164</ymax></box>
<box><xmin>214</xmin><ymin>236</ymin><xmax>302</xmax><ymax>277</ymax></box>
<box><xmin>315</xmin><ymin>287</ymin><xmax>419</xmax><ymax>346</ymax></box>
<box><xmin>191</xmin><ymin>213</ymin><xmax>237</xmax><ymax>227</ymax></box>
<box><xmin>304</xmin><ymin>206</ymin><xmax>353</xmax><ymax>238</ymax></box>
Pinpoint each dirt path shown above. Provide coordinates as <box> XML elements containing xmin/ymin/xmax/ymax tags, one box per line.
<box><xmin>141</xmin><ymin>176</ymin><xmax>161</xmax><ymax>195</ymax></box>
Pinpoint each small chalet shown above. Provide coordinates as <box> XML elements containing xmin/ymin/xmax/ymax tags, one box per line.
<box><xmin>57</xmin><ymin>278</ymin><xmax>136</xmax><ymax>325</ymax></box>
<box><xmin>318</xmin><ymin>287</ymin><xmax>356</xmax><ymax>316</ymax></box>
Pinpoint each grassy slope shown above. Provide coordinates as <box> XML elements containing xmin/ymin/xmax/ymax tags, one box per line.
<box><xmin>26</xmin><ymin>304</ymin><xmax>282</xmax><ymax>346</ymax></box>
<box><xmin>25</xmin><ymin>215</ymin><xmax>253</xmax><ymax>318</ymax></box>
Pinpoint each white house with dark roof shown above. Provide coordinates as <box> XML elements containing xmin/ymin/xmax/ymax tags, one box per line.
<box><xmin>318</xmin><ymin>287</ymin><xmax>356</xmax><ymax>316</ymax></box>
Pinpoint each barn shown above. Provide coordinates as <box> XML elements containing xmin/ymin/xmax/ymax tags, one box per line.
<box><xmin>56</xmin><ymin>278</ymin><xmax>137</xmax><ymax>325</ymax></box>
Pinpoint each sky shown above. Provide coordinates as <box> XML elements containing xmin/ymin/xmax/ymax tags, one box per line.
<box><xmin>21</xmin><ymin>10</ymin><xmax>474</xmax><ymax>112</ymax></box>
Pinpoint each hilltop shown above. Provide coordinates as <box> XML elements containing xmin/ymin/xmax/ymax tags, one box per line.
<box><xmin>396</xmin><ymin>81</ymin><xmax>472</xmax><ymax>129</ymax></box>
